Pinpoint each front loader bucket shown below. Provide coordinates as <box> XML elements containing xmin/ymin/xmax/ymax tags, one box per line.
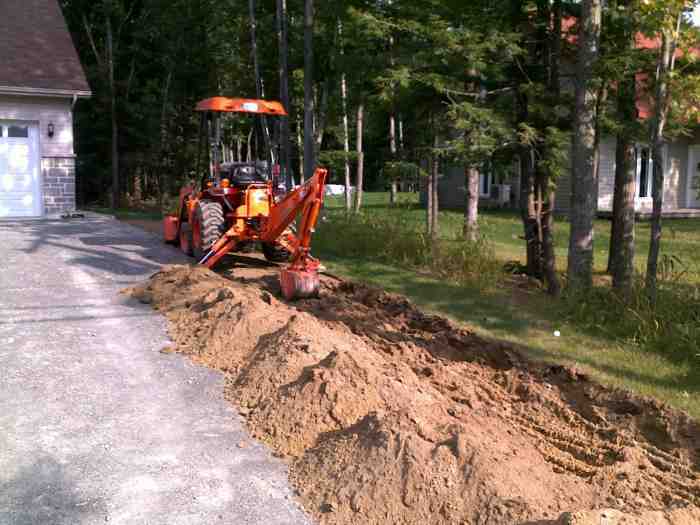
<box><xmin>280</xmin><ymin>267</ymin><xmax>320</xmax><ymax>301</ymax></box>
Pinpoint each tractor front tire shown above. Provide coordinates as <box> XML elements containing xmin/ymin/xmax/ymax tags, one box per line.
<box><xmin>192</xmin><ymin>200</ymin><xmax>225</xmax><ymax>261</ymax></box>
<box><xmin>262</xmin><ymin>241</ymin><xmax>292</xmax><ymax>263</ymax></box>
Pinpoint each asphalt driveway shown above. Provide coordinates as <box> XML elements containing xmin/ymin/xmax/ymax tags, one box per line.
<box><xmin>0</xmin><ymin>215</ymin><xmax>311</xmax><ymax>525</ymax></box>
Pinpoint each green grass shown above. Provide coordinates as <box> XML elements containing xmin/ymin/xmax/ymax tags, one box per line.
<box><xmin>336</xmin><ymin>192</ymin><xmax>700</xmax><ymax>282</ymax></box>
<box><xmin>315</xmin><ymin>192</ymin><xmax>700</xmax><ymax>418</ymax></box>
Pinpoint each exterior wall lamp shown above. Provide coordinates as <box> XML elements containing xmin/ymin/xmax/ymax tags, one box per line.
<box><xmin>48</xmin><ymin>122</ymin><xmax>55</xmax><ymax>138</ymax></box>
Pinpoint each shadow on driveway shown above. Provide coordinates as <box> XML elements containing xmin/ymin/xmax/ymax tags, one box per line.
<box><xmin>0</xmin><ymin>455</ymin><xmax>106</xmax><ymax>525</ymax></box>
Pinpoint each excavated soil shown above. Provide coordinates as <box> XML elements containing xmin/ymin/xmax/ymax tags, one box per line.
<box><xmin>128</xmin><ymin>263</ymin><xmax>700</xmax><ymax>525</ymax></box>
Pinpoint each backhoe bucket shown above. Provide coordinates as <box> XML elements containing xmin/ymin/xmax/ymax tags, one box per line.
<box><xmin>280</xmin><ymin>267</ymin><xmax>320</xmax><ymax>300</ymax></box>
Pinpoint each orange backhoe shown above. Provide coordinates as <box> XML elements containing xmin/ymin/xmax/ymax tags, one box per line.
<box><xmin>163</xmin><ymin>97</ymin><xmax>327</xmax><ymax>300</ymax></box>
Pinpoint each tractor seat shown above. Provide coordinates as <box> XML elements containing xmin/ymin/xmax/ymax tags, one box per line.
<box><xmin>222</xmin><ymin>162</ymin><xmax>269</xmax><ymax>186</ymax></box>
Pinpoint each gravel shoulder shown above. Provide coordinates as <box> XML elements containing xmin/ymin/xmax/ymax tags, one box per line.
<box><xmin>0</xmin><ymin>215</ymin><xmax>310</xmax><ymax>525</ymax></box>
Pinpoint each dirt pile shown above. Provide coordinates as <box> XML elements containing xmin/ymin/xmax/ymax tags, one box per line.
<box><xmin>129</xmin><ymin>264</ymin><xmax>700</xmax><ymax>524</ymax></box>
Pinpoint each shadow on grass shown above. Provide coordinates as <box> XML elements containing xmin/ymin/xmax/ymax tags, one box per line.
<box><xmin>319</xmin><ymin>251</ymin><xmax>700</xmax><ymax>417</ymax></box>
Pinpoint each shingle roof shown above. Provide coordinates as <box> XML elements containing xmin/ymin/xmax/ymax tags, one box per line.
<box><xmin>0</xmin><ymin>0</ymin><xmax>91</xmax><ymax>94</ymax></box>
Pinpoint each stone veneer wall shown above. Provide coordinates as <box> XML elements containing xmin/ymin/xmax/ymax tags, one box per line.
<box><xmin>42</xmin><ymin>157</ymin><xmax>76</xmax><ymax>215</ymax></box>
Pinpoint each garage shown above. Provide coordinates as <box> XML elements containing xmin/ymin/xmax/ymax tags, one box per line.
<box><xmin>0</xmin><ymin>121</ymin><xmax>41</xmax><ymax>218</ymax></box>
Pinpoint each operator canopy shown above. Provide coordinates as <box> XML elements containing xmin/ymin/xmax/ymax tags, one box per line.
<box><xmin>196</xmin><ymin>97</ymin><xmax>287</xmax><ymax>116</ymax></box>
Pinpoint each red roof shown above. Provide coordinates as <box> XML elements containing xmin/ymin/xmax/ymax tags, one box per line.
<box><xmin>562</xmin><ymin>15</ymin><xmax>700</xmax><ymax>121</ymax></box>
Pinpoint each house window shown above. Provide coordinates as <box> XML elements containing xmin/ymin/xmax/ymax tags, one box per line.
<box><xmin>636</xmin><ymin>147</ymin><xmax>653</xmax><ymax>198</ymax></box>
<box><xmin>7</xmin><ymin>125</ymin><xmax>29</xmax><ymax>138</ymax></box>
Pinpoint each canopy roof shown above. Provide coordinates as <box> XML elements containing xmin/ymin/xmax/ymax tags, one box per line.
<box><xmin>196</xmin><ymin>97</ymin><xmax>287</xmax><ymax>116</ymax></box>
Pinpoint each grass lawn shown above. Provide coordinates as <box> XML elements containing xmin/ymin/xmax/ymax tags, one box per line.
<box><xmin>338</xmin><ymin>192</ymin><xmax>700</xmax><ymax>282</ymax></box>
<box><xmin>315</xmin><ymin>192</ymin><xmax>700</xmax><ymax>418</ymax></box>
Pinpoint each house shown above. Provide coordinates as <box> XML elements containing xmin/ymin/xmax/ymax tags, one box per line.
<box><xmin>556</xmin><ymin>134</ymin><xmax>700</xmax><ymax>218</ymax></box>
<box><xmin>0</xmin><ymin>0</ymin><xmax>91</xmax><ymax>218</ymax></box>
<box><xmin>434</xmin><ymin>18</ymin><xmax>700</xmax><ymax>218</ymax></box>
<box><xmin>437</xmin><ymin>135</ymin><xmax>700</xmax><ymax>217</ymax></box>
<box><xmin>434</xmin><ymin>159</ymin><xmax>522</xmax><ymax>211</ymax></box>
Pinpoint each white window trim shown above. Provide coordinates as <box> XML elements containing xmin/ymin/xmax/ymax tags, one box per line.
<box><xmin>635</xmin><ymin>145</ymin><xmax>654</xmax><ymax>201</ymax></box>
<box><xmin>479</xmin><ymin>171</ymin><xmax>492</xmax><ymax>198</ymax></box>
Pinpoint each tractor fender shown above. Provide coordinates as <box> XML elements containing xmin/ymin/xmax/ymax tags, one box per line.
<box><xmin>178</xmin><ymin>188</ymin><xmax>199</xmax><ymax>226</ymax></box>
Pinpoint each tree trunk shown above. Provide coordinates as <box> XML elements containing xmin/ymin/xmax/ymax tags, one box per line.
<box><xmin>646</xmin><ymin>17</ymin><xmax>680</xmax><ymax>300</ymax></box>
<box><xmin>567</xmin><ymin>0</ymin><xmax>602</xmax><ymax>290</ymax></box>
<box><xmin>339</xmin><ymin>21</ymin><xmax>352</xmax><ymax>212</ymax></box>
<box><xmin>296</xmin><ymin>115</ymin><xmax>304</xmax><ymax>183</ymax></box>
<box><xmin>354</xmin><ymin>102</ymin><xmax>364</xmax><ymax>212</ymax></box>
<box><xmin>106</xmin><ymin>14</ymin><xmax>119</xmax><ymax>210</ymax></box>
<box><xmin>388</xmin><ymin>12</ymin><xmax>398</xmax><ymax>205</ymax></box>
<box><xmin>520</xmin><ymin>148</ymin><xmax>543</xmax><ymax>278</ymax></box>
<box><xmin>398</xmin><ymin>115</ymin><xmax>405</xmax><ymax>189</ymax></box>
<box><xmin>609</xmin><ymin>64</ymin><xmax>637</xmax><ymax>280</ymax></box>
<box><xmin>276</xmin><ymin>0</ymin><xmax>292</xmax><ymax>190</ymax></box>
<box><xmin>541</xmin><ymin>0</ymin><xmax>561</xmax><ymax>296</ymax></box>
<box><xmin>463</xmin><ymin>166</ymin><xmax>479</xmax><ymax>241</ymax></box>
<box><xmin>248</xmin><ymin>0</ymin><xmax>271</xmax><ymax>158</ymax></box>
<box><xmin>431</xmin><ymin>133</ymin><xmax>440</xmax><ymax>240</ymax></box>
<box><xmin>314</xmin><ymin>80</ymin><xmax>329</xmax><ymax>159</ymax></box>
<box><xmin>156</xmin><ymin>70</ymin><xmax>172</xmax><ymax>207</ymax></box>
<box><xmin>427</xmin><ymin>153</ymin><xmax>434</xmax><ymax>236</ymax></box>
<box><xmin>389</xmin><ymin>113</ymin><xmax>398</xmax><ymax>205</ymax></box>
<box><xmin>303</xmin><ymin>0</ymin><xmax>316</xmax><ymax>182</ymax></box>
<box><xmin>612</xmin><ymin>139</ymin><xmax>637</xmax><ymax>297</ymax></box>
<box><xmin>462</xmin><ymin>69</ymin><xmax>481</xmax><ymax>240</ymax></box>
<box><xmin>538</xmin><ymin>169</ymin><xmax>561</xmax><ymax>296</ymax></box>
<box><xmin>551</xmin><ymin>0</ymin><xmax>562</xmax><ymax>98</ymax></box>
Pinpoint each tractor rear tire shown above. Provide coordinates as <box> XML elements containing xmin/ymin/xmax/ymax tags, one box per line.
<box><xmin>262</xmin><ymin>241</ymin><xmax>292</xmax><ymax>263</ymax></box>
<box><xmin>192</xmin><ymin>200</ymin><xmax>225</xmax><ymax>261</ymax></box>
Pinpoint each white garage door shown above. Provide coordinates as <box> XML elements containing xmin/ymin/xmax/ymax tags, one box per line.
<box><xmin>0</xmin><ymin>121</ymin><xmax>41</xmax><ymax>217</ymax></box>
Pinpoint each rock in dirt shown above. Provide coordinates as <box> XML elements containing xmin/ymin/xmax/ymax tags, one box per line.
<box><xmin>557</xmin><ymin>505</ymin><xmax>700</xmax><ymax>524</ymax></box>
<box><xmin>130</xmin><ymin>265</ymin><xmax>700</xmax><ymax>525</ymax></box>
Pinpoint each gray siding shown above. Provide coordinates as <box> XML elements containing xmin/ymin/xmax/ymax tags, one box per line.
<box><xmin>596</xmin><ymin>137</ymin><xmax>616</xmax><ymax>212</ymax></box>
<box><xmin>429</xmin><ymin>163</ymin><xmax>521</xmax><ymax>210</ymax></box>
<box><xmin>440</xmin><ymin>166</ymin><xmax>466</xmax><ymax>209</ymax></box>
<box><xmin>665</xmin><ymin>140</ymin><xmax>687</xmax><ymax>210</ymax></box>
<box><xmin>0</xmin><ymin>95</ymin><xmax>74</xmax><ymax>158</ymax></box>
<box><xmin>0</xmin><ymin>94</ymin><xmax>76</xmax><ymax>216</ymax></box>
<box><xmin>556</xmin><ymin>136</ymin><xmax>690</xmax><ymax>216</ymax></box>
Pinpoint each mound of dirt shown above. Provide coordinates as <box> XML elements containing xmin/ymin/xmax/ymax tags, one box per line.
<box><xmin>128</xmin><ymin>265</ymin><xmax>700</xmax><ymax>524</ymax></box>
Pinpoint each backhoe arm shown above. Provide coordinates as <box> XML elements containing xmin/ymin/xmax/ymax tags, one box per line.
<box><xmin>268</xmin><ymin>168</ymin><xmax>328</xmax><ymax>300</ymax></box>
<box><xmin>262</xmin><ymin>168</ymin><xmax>327</xmax><ymax>254</ymax></box>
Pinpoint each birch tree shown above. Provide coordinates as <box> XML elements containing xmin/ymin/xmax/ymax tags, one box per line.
<box><xmin>338</xmin><ymin>20</ymin><xmax>353</xmax><ymax>211</ymax></box>
<box><xmin>644</xmin><ymin>2</ymin><xmax>686</xmax><ymax>300</ymax></box>
<box><xmin>355</xmin><ymin>102</ymin><xmax>365</xmax><ymax>212</ymax></box>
